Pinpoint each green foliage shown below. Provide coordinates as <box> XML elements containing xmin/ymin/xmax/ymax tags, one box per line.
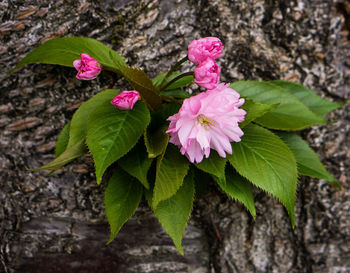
<box><xmin>153</xmin><ymin>72</ymin><xmax>194</xmax><ymax>90</ymax></box>
<box><xmin>118</xmin><ymin>141</ymin><xmax>153</xmax><ymax>189</ymax></box>
<box><xmin>153</xmin><ymin>172</ymin><xmax>195</xmax><ymax>255</ymax></box>
<box><xmin>144</xmin><ymin>125</ymin><xmax>169</xmax><ymax>158</ymax></box>
<box><xmin>278</xmin><ymin>132</ymin><xmax>341</xmax><ymax>189</ymax></box>
<box><xmin>195</xmin><ymin>151</ymin><xmax>227</xmax><ymax>181</ymax></box>
<box><xmin>55</xmin><ymin>122</ymin><xmax>70</xmax><ymax>157</ymax></box>
<box><xmin>214</xmin><ymin>168</ymin><xmax>256</xmax><ymax>218</ymax></box>
<box><xmin>228</xmin><ymin>124</ymin><xmax>298</xmax><ymax>226</ymax></box>
<box><xmin>152</xmin><ymin>144</ymin><xmax>189</xmax><ymax>209</ymax></box>
<box><xmin>10</xmin><ymin>37</ymin><xmax>126</xmax><ymax>74</ymax></box>
<box><xmin>68</xmin><ymin>89</ymin><xmax>119</xmax><ymax>148</ymax></box>
<box><xmin>86</xmin><ymin>100</ymin><xmax>150</xmax><ymax>184</ymax></box>
<box><xmin>231</xmin><ymin>81</ymin><xmax>326</xmax><ymax>130</ymax></box>
<box><xmin>33</xmin><ymin>140</ymin><xmax>87</xmax><ymax>172</ymax></box>
<box><xmin>271</xmin><ymin>80</ymin><xmax>343</xmax><ymax>117</ymax></box>
<box><xmin>161</xmin><ymin>89</ymin><xmax>191</xmax><ymax>99</ymax></box>
<box><xmin>240</xmin><ymin>98</ymin><xmax>278</xmax><ymax>128</ymax></box>
<box><xmin>104</xmin><ymin>167</ymin><xmax>143</xmax><ymax>244</ymax></box>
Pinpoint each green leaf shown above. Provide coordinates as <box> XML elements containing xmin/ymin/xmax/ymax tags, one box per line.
<box><xmin>10</xmin><ymin>37</ymin><xmax>126</xmax><ymax>74</ymax></box>
<box><xmin>161</xmin><ymin>89</ymin><xmax>191</xmax><ymax>99</ymax></box>
<box><xmin>271</xmin><ymin>80</ymin><xmax>343</xmax><ymax>117</ymax></box>
<box><xmin>214</xmin><ymin>168</ymin><xmax>256</xmax><ymax>219</ymax></box>
<box><xmin>55</xmin><ymin>122</ymin><xmax>70</xmax><ymax>157</ymax></box>
<box><xmin>153</xmin><ymin>172</ymin><xmax>195</xmax><ymax>255</ymax></box>
<box><xmin>193</xmin><ymin>167</ymin><xmax>212</xmax><ymax>197</ymax></box>
<box><xmin>230</xmin><ymin>81</ymin><xmax>326</xmax><ymax>130</ymax></box>
<box><xmin>240</xmin><ymin>98</ymin><xmax>279</xmax><ymax>128</ymax></box>
<box><xmin>105</xmin><ymin>167</ymin><xmax>143</xmax><ymax>244</ymax></box>
<box><xmin>195</xmin><ymin>151</ymin><xmax>227</xmax><ymax>180</ymax></box>
<box><xmin>67</xmin><ymin>89</ymin><xmax>119</xmax><ymax>148</ymax></box>
<box><xmin>278</xmin><ymin>132</ymin><xmax>341</xmax><ymax>189</ymax></box>
<box><xmin>227</xmin><ymin>124</ymin><xmax>298</xmax><ymax>226</ymax></box>
<box><xmin>144</xmin><ymin>125</ymin><xmax>169</xmax><ymax>158</ymax></box>
<box><xmin>33</xmin><ymin>140</ymin><xmax>87</xmax><ymax>171</ymax></box>
<box><xmin>152</xmin><ymin>144</ymin><xmax>189</xmax><ymax>208</ymax></box>
<box><xmin>86</xmin><ymin>101</ymin><xmax>150</xmax><ymax>184</ymax></box>
<box><xmin>118</xmin><ymin>141</ymin><xmax>153</xmax><ymax>189</ymax></box>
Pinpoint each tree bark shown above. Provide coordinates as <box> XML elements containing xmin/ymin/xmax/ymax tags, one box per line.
<box><xmin>1</xmin><ymin>0</ymin><xmax>349</xmax><ymax>272</ymax></box>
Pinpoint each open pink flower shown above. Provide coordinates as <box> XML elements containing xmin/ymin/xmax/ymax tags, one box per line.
<box><xmin>166</xmin><ymin>83</ymin><xmax>246</xmax><ymax>163</ymax></box>
<box><xmin>194</xmin><ymin>58</ymin><xmax>220</xmax><ymax>90</ymax></box>
<box><xmin>111</xmin><ymin>90</ymin><xmax>140</xmax><ymax>110</ymax></box>
<box><xmin>188</xmin><ymin>37</ymin><xmax>223</xmax><ymax>65</ymax></box>
<box><xmin>73</xmin><ymin>53</ymin><xmax>102</xmax><ymax>80</ymax></box>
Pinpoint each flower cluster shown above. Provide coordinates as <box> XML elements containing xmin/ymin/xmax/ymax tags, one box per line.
<box><xmin>188</xmin><ymin>37</ymin><xmax>223</xmax><ymax>90</ymax></box>
<box><xmin>167</xmin><ymin>37</ymin><xmax>246</xmax><ymax>163</ymax></box>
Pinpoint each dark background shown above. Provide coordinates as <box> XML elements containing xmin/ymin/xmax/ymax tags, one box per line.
<box><xmin>1</xmin><ymin>0</ymin><xmax>350</xmax><ymax>272</ymax></box>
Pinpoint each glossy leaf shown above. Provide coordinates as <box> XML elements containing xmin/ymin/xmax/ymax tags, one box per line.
<box><xmin>230</xmin><ymin>81</ymin><xmax>326</xmax><ymax>130</ymax></box>
<box><xmin>278</xmin><ymin>132</ymin><xmax>341</xmax><ymax>189</ymax></box>
<box><xmin>214</xmin><ymin>168</ymin><xmax>256</xmax><ymax>218</ymax></box>
<box><xmin>240</xmin><ymin>98</ymin><xmax>278</xmax><ymax>128</ymax></box>
<box><xmin>152</xmin><ymin>144</ymin><xmax>189</xmax><ymax>208</ymax></box>
<box><xmin>118</xmin><ymin>142</ymin><xmax>153</xmax><ymax>189</ymax></box>
<box><xmin>105</xmin><ymin>167</ymin><xmax>143</xmax><ymax>244</ymax></box>
<box><xmin>144</xmin><ymin>125</ymin><xmax>169</xmax><ymax>158</ymax></box>
<box><xmin>55</xmin><ymin>122</ymin><xmax>70</xmax><ymax>157</ymax></box>
<box><xmin>154</xmin><ymin>172</ymin><xmax>195</xmax><ymax>255</ymax></box>
<box><xmin>86</xmin><ymin>101</ymin><xmax>150</xmax><ymax>184</ymax></box>
<box><xmin>67</xmin><ymin>89</ymin><xmax>119</xmax><ymax>148</ymax></box>
<box><xmin>10</xmin><ymin>37</ymin><xmax>126</xmax><ymax>74</ymax></box>
<box><xmin>195</xmin><ymin>151</ymin><xmax>227</xmax><ymax>180</ymax></box>
<box><xmin>161</xmin><ymin>89</ymin><xmax>191</xmax><ymax>99</ymax></box>
<box><xmin>228</xmin><ymin>124</ymin><xmax>298</xmax><ymax>226</ymax></box>
<box><xmin>271</xmin><ymin>80</ymin><xmax>343</xmax><ymax>117</ymax></box>
<box><xmin>153</xmin><ymin>72</ymin><xmax>194</xmax><ymax>90</ymax></box>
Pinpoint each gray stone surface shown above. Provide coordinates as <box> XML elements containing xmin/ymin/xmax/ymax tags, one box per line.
<box><xmin>1</xmin><ymin>0</ymin><xmax>349</xmax><ymax>272</ymax></box>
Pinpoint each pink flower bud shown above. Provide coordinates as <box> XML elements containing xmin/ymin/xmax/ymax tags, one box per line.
<box><xmin>111</xmin><ymin>91</ymin><xmax>140</xmax><ymax>110</ymax></box>
<box><xmin>194</xmin><ymin>58</ymin><xmax>221</xmax><ymax>90</ymax></box>
<box><xmin>73</xmin><ymin>53</ymin><xmax>102</xmax><ymax>80</ymax></box>
<box><xmin>188</xmin><ymin>37</ymin><xmax>223</xmax><ymax>65</ymax></box>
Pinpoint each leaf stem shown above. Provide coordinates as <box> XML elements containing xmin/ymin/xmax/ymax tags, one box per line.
<box><xmin>159</xmin><ymin>56</ymin><xmax>189</xmax><ymax>90</ymax></box>
<box><xmin>161</xmin><ymin>71</ymin><xmax>194</xmax><ymax>91</ymax></box>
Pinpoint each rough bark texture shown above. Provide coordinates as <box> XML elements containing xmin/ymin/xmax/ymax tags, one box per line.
<box><xmin>1</xmin><ymin>0</ymin><xmax>350</xmax><ymax>272</ymax></box>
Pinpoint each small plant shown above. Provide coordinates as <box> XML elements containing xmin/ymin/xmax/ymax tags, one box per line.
<box><xmin>10</xmin><ymin>36</ymin><xmax>344</xmax><ymax>255</ymax></box>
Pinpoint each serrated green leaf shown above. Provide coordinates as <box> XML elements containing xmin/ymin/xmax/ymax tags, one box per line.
<box><xmin>55</xmin><ymin>122</ymin><xmax>70</xmax><ymax>157</ymax></box>
<box><xmin>230</xmin><ymin>81</ymin><xmax>326</xmax><ymax>130</ymax></box>
<box><xmin>228</xmin><ymin>124</ymin><xmax>298</xmax><ymax>226</ymax></box>
<box><xmin>33</xmin><ymin>140</ymin><xmax>87</xmax><ymax>171</ymax></box>
<box><xmin>271</xmin><ymin>80</ymin><xmax>343</xmax><ymax>117</ymax></box>
<box><xmin>118</xmin><ymin>141</ymin><xmax>153</xmax><ymax>189</ymax></box>
<box><xmin>195</xmin><ymin>151</ymin><xmax>227</xmax><ymax>180</ymax></box>
<box><xmin>10</xmin><ymin>37</ymin><xmax>126</xmax><ymax>75</ymax></box>
<box><xmin>105</xmin><ymin>167</ymin><xmax>143</xmax><ymax>244</ymax></box>
<box><xmin>152</xmin><ymin>144</ymin><xmax>189</xmax><ymax>208</ymax></box>
<box><xmin>154</xmin><ymin>172</ymin><xmax>195</xmax><ymax>255</ymax></box>
<box><xmin>144</xmin><ymin>125</ymin><xmax>169</xmax><ymax>158</ymax></box>
<box><xmin>67</xmin><ymin>89</ymin><xmax>119</xmax><ymax>148</ymax></box>
<box><xmin>278</xmin><ymin>132</ymin><xmax>341</xmax><ymax>189</ymax></box>
<box><xmin>86</xmin><ymin>101</ymin><xmax>150</xmax><ymax>184</ymax></box>
<box><xmin>240</xmin><ymin>98</ymin><xmax>279</xmax><ymax>128</ymax></box>
<box><xmin>214</xmin><ymin>167</ymin><xmax>256</xmax><ymax>219</ymax></box>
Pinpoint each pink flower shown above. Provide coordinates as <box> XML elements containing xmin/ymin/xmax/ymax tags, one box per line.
<box><xmin>188</xmin><ymin>37</ymin><xmax>224</xmax><ymax>65</ymax></box>
<box><xmin>111</xmin><ymin>90</ymin><xmax>140</xmax><ymax>110</ymax></box>
<box><xmin>194</xmin><ymin>58</ymin><xmax>221</xmax><ymax>90</ymax></box>
<box><xmin>73</xmin><ymin>53</ymin><xmax>102</xmax><ymax>80</ymax></box>
<box><xmin>166</xmin><ymin>83</ymin><xmax>246</xmax><ymax>163</ymax></box>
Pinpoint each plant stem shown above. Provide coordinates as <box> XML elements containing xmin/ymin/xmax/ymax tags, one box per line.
<box><xmin>161</xmin><ymin>71</ymin><xmax>194</xmax><ymax>91</ymax></box>
<box><xmin>159</xmin><ymin>56</ymin><xmax>189</xmax><ymax>90</ymax></box>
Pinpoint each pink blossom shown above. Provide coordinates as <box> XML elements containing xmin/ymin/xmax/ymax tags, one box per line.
<box><xmin>194</xmin><ymin>58</ymin><xmax>221</xmax><ymax>90</ymax></box>
<box><xmin>188</xmin><ymin>37</ymin><xmax>223</xmax><ymax>65</ymax></box>
<box><xmin>111</xmin><ymin>91</ymin><xmax>140</xmax><ymax>110</ymax></box>
<box><xmin>166</xmin><ymin>83</ymin><xmax>246</xmax><ymax>163</ymax></box>
<box><xmin>73</xmin><ymin>53</ymin><xmax>102</xmax><ymax>80</ymax></box>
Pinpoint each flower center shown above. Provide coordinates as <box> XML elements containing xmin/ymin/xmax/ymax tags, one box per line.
<box><xmin>197</xmin><ymin>114</ymin><xmax>214</xmax><ymax>130</ymax></box>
